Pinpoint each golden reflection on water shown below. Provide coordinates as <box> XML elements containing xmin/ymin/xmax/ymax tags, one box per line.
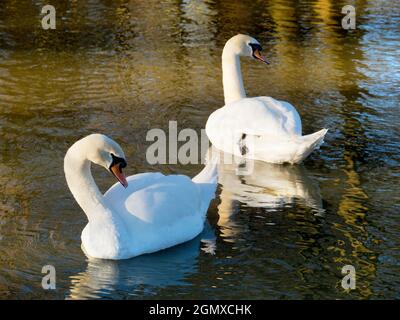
<box><xmin>0</xmin><ymin>0</ymin><xmax>399</xmax><ymax>299</ymax></box>
<box><xmin>67</xmin><ymin>225</ymin><xmax>217</xmax><ymax>299</ymax></box>
<box><xmin>217</xmin><ymin>156</ymin><xmax>323</xmax><ymax>241</ymax></box>
<box><xmin>331</xmin><ymin>152</ymin><xmax>375</xmax><ymax>298</ymax></box>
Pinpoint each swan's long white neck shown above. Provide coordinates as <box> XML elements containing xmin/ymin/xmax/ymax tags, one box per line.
<box><xmin>222</xmin><ymin>45</ymin><xmax>246</xmax><ymax>105</ymax></box>
<box><xmin>64</xmin><ymin>143</ymin><xmax>108</xmax><ymax>222</ymax></box>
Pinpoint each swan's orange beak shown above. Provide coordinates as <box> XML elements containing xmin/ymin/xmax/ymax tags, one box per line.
<box><xmin>253</xmin><ymin>49</ymin><xmax>269</xmax><ymax>64</ymax></box>
<box><xmin>110</xmin><ymin>163</ymin><xmax>128</xmax><ymax>188</ymax></box>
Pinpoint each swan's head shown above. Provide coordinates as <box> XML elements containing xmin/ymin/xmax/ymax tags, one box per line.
<box><xmin>75</xmin><ymin>134</ymin><xmax>128</xmax><ymax>188</ymax></box>
<box><xmin>223</xmin><ymin>34</ymin><xmax>269</xmax><ymax>64</ymax></box>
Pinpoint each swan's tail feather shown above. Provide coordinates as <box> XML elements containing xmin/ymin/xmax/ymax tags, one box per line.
<box><xmin>192</xmin><ymin>164</ymin><xmax>218</xmax><ymax>185</ymax></box>
<box><xmin>293</xmin><ymin>128</ymin><xmax>328</xmax><ymax>163</ymax></box>
<box><xmin>192</xmin><ymin>148</ymin><xmax>219</xmax><ymax>218</ymax></box>
<box><xmin>192</xmin><ymin>148</ymin><xmax>219</xmax><ymax>184</ymax></box>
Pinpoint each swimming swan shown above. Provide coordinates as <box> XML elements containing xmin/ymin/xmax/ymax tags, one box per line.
<box><xmin>64</xmin><ymin>134</ymin><xmax>218</xmax><ymax>260</ymax></box>
<box><xmin>206</xmin><ymin>34</ymin><xmax>328</xmax><ymax>164</ymax></box>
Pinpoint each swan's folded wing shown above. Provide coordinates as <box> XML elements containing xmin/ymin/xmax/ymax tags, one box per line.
<box><xmin>237</xmin><ymin>97</ymin><xmax>301</xmax><ymax>136</ymax></box>
<box><xmin>102</xmin><ymin>173</ymin><xmax>213</xmax><ymax>256</ymax></box>
<box><xmin>208</xmin><ymin>97</ymin><xmax>302</xmax><ymax>139</ymax></box>
<box><xmin>105</xmin><ymin>174</ymin><xmax>203</xmax><ymax>224</ymax></box>
<box><xmin>104</xmin><ymin>172</ymin><xmax>165</xmax><ymax>207</ymax></box>
<box><xmin>132</xmin><ymin>176</ymin><xmax>199</xmax><ymax>220</ymax></box>
<box><xmin>119</xmin><ymin>175</ymin><xmax>206</xmax><ymax>254</ymax></box>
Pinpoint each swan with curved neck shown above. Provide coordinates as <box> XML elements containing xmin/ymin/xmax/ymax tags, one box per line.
<box><xmin>207</xmin><ymin>34</ymin><xmax>327</xmax><ymax>164</ymax></box>
<box><xmin>222</xmin><ymin>34</ymin><xmax>269</xmax><ymax>104</ymax></box>
<box><xmin>64</xmin><ymin>134</ymin><xmax>218</xmax><ymax>260</ymax></box>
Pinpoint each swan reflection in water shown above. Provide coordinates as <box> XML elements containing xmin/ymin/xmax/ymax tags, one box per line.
<box><xmin>216</xmin><ymin>153</ymin><xmax>324</xmax><ymax>241</ymax></box>
<box><xmin>67</xmin><ymin>224</ymin><xmax>216</xmax><ymax>299</ymax></box>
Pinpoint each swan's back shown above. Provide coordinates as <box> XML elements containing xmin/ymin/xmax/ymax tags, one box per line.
<box><xmin>102</xmin><ymin>172</ymin><xmax>210</xmax><ymax>258</ymax></box>
<box><xmin>206</xmin><ymin>97</ymin><xmax>301</xmax><ymax>141</ymax></box>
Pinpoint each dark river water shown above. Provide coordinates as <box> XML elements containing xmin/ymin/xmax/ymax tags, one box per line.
<box><xmin>0</xmin><ymin>0</ymin><xmax>399</xmax><ymax>299</ymax></box>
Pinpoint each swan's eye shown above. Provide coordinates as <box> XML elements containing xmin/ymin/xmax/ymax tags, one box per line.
<box><xmin>249</xmin><ymin>43</ymin><xmax>269</xmax><ymax>64</ymax></box>
<box><xmin>110</xmin><ymin>153</ymin><xmax>127</xmax><ymax>171</ymax></box>
<box><xmin>249</xmin><ymin>43</ymin><xmax>263</xmax><ymax>53</ymax></box>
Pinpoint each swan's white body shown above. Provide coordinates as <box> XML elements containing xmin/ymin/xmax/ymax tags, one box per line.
<box><xmin>64</xmin><ymin>134</ymin><xmax>218</xmax><ymax>260</ymax></box>
<box><xmin>206</xmin><ymin>34</ymin><xmax>327</xmax><ymax>164</ymax></box>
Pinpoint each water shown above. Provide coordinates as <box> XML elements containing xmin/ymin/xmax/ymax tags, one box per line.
<box><xmin>0</xmin><ymin>0</ymin><xmax>399</xmax><ymax>299</ymax></box>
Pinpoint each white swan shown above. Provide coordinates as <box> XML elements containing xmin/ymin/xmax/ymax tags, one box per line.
<box><xmin>206</xmin><ymin>34</ymin><xmax>328</xmax><ymax>164</ymax></box>
<box><xmin>64</xmin><ymin>134</ymin><xmax>218</xmax><ymax>260</ymax></box>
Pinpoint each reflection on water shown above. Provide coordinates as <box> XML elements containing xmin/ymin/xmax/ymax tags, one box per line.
<box><xmin>67</xmin><ymin>225</ymin><xmax>216</xmax><ymax>299</ymax></box>
<box><xmin>0</xmin><ymin>0</ymin><xmax>399</xmax><ymax>299</ymax></box>
<box><xmin>217</xmin><ymin>155</ymin><xmax>324</xmax><ymax>242</ymax></box>
<box><xmin>218</xmin><ymin>156</ymin><xmax>323</xmax><ymax>210</ymax></box>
